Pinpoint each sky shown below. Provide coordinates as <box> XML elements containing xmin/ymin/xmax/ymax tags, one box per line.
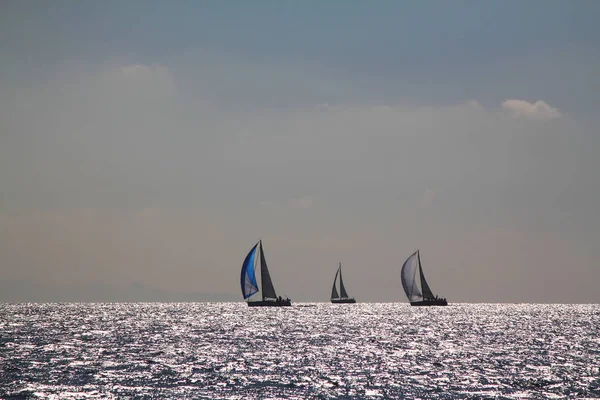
<box><xmin>1</xmin><ymin>1</ymin><xmax>599</xmax><ymax>303</ymax></box>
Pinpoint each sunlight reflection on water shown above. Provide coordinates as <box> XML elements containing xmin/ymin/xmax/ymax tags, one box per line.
<box><xmin>1</xmin><ymin>303</ymin><xmax>599</xmax><ymax>399</ymax></box>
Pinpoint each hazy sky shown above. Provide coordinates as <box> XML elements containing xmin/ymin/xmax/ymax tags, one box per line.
<box><xmin>1</xmin><ymin>1</ymin><xmax>599</xmax><ymax>303</ymax></box>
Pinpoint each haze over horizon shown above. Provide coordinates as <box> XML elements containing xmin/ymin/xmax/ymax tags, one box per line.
<box><xmin>1</xmin><ymin>1</ymin><xmax>599</xmax><ymax>303</ymax></box>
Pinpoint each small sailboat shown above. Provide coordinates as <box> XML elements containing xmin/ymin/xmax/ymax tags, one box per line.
<box><xmin>401</xmin><ymin>250</ymin><xmax>447</xmax><ymax>306</ymax></box>
<box><xmin>330</xmin><ymin>262</ymin><xmax>356</xmax><ymax>304</ymax></box>
<box><xmin>240</xmin><ymin>240</ymin><xmax>291</xmax><ymax>307</ymax></box>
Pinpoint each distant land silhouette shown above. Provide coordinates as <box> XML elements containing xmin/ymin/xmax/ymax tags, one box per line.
<box><xmin>0</xmin><ymin>280</ymin><xmax>236</xmax><ymax>303</ymax></box>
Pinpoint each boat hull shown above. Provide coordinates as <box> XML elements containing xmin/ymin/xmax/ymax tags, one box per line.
<box><xmin>410</xmin><ymin>299</ymin><xmax>448</xmax><ymax>306</ymax></box>
<box><xmin>247</xmin><ymin>299</ymin><xmax>292</xmax><ymax>307</ymax></box>
<box><xmin>331</xmin><ymin>298</ymin><xmax>357</xmax><ymax>304</ymax></box>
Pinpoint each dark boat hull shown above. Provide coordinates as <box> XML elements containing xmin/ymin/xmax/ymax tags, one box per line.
<box><xmin>247</xmin><ymin>299</ymin><xmax>292</xmax><ymax>307</ymax></box>
<box><xmin>331</xmin><ymin>298</ymin><xmax>357</xmax><ymax>304</ymax></box>
<box><xmin>410</xmin><ymin>299</ymin><xmax>448</xmax><ymax>306</ymax></box>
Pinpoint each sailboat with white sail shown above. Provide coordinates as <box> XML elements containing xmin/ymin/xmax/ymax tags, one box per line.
<box><xmin>330</xmin><ymin>262</ymin><xmax>356</xmax><ymax>304</ymax></box>
<box><xmin>240</xmin><ymin>240</ymin><xmax>291</xmax><ymax>307</ymax></box>
<box><xmin>401</xmin><ymin>250</ymin><xmax>447</xmax><ymax>306</ymax></box>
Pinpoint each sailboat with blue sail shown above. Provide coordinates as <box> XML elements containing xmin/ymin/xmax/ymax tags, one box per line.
<box><xmin>330</xmin><ymin>263</ymin><xmax>356</xmax><ymax>304</ymax></box>
<box><xmin>401</xmin><ymin>250</ymin><xmax>448</xmax><ymax>306</ymax></box>
<box><xmin>241</xmin><ymin>240</ymin><xmax>291</xmax><ymax>307</ymax></box>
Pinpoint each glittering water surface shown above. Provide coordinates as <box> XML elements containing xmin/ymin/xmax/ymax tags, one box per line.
<box><xmin>1</xmin><ymin>303</ymin><xmax>599</xmax><ymax>399</ymax></box>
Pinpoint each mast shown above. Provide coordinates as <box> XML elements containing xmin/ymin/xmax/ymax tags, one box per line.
<box><xmin>259</xmin><ymin>240</ymin><xmax>277</xmax><ymax>300</ymax></box>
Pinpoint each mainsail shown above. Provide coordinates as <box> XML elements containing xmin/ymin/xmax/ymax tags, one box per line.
<box><xmin>417</xmin><ymin>251</ymin><xmax>435</xmax><ymax>300</ymax></box>
<box><xmin>258</xmin><ymin>241</ymin><xmax>277</xmax><ymax>300</ymax></box>
<box><xmin>338</xmin><ymin>264</ymin><xmax>349</xmax><ymax>299</ymax></box>
<box><xmin>331</xmin><ymin>268</ymin><xmax>340</xmax><ymax>299</ymax></box>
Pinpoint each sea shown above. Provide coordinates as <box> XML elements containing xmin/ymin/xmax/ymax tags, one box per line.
<box><xmin>1</xmin><ymin>303</ymin><xmax>598</xmax><ymax>399</ymax></box>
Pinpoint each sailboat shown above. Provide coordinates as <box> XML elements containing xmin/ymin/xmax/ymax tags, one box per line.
<box><xmin>330</xmin><ymin>262</ymin><xmax>356</xmax><ymax>303</ymax></box>
<box><xmin>240</xmin><ymin>240</ymin><xmax>291</xmax><ymax>307</ymax></box>
<box><xmin>401</xmin><ymin>250</ymin><xmax>448</xmax><ymax>306</ymax></box>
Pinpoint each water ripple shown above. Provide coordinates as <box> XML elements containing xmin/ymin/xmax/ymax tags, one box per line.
<box><xmin>1</xmin><ymin>303</ymin><xmax>599</xmax><ymax>399</ymax></box>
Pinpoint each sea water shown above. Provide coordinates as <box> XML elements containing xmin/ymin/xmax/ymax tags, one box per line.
<box><xmin>1</xmin><ymin>303</ymin><xmax>598</xmax><ymax>399</ymax></box>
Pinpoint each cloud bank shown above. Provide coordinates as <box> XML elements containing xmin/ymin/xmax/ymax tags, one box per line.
<box><xmin>502</xmin><ymin>99</ymin><xmax>561</xmax><ymax>120</ymax></box>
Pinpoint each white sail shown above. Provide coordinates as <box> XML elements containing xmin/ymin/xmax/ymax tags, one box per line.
<box><xmin>401</xmin><ymin>251</ymin><xmax>423</xmax><ymax>302</ymax></box>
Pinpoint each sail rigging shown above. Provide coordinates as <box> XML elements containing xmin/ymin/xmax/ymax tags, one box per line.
<box><xmin>331</xmin><ymin>263</ymin><xmax>355</xmax><ymax>303</ymax></box>
<box><xmin>400</xmin><ymin>250</ymin><xmax>446</xmax><ymax>305</ymax></box>
<box><xmin>240</xmin><ymin>240</ymin><xmax>291</xmax><ymax>306</ymax></box>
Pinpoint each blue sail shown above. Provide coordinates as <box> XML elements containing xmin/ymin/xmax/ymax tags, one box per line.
<box><xmin>240</xmin><ymin>243</ymin><xmax>259</xmax><ymax>299</ymax></box>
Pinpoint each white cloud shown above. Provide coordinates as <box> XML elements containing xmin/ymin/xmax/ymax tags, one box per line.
<box><xmin>465</xmin><ymin>100</ymin><xmax>483</xmax><ymax>109</ymax></box>
<box><xmin>501</xmin><ymin>99</ymin><xmax>561</xmax><ymax>120</ymax></box>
